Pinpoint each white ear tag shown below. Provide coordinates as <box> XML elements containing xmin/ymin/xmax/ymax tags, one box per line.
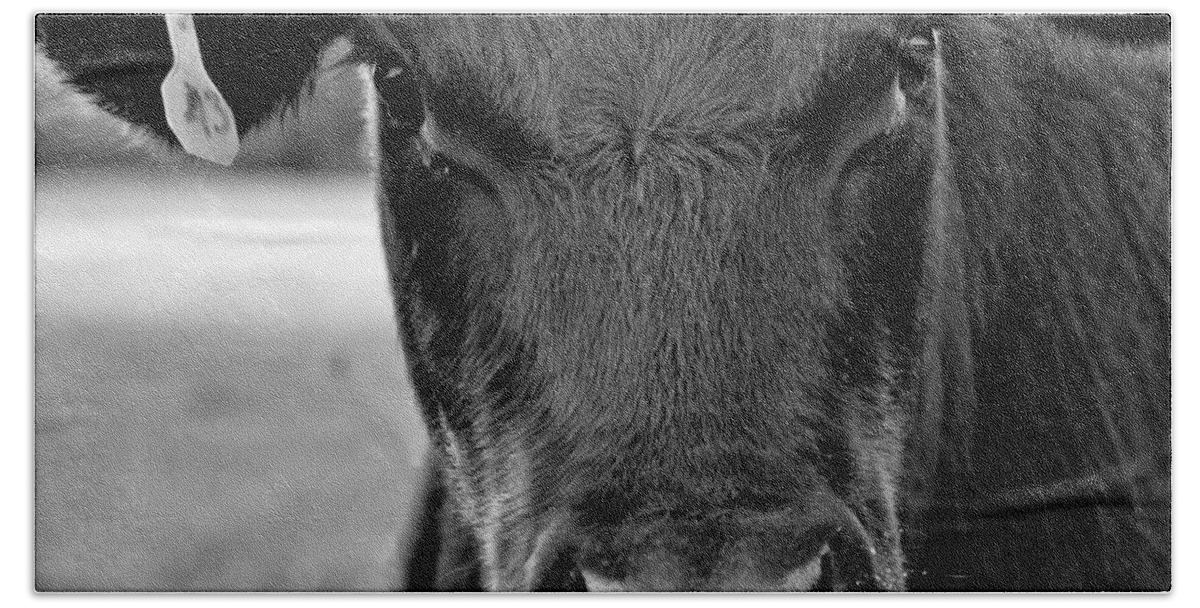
<box><xmin>160</xmin><ymin>13</ymin><xmax>239</xmax><ymax>166</ymax></box>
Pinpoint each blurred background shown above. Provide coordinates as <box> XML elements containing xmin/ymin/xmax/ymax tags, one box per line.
<box><xmin>35</xmin><ymin>43</ymin><xmax>429</xmax><ymax>591</ymax></box>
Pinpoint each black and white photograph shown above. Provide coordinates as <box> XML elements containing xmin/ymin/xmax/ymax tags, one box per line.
<box><xmin>31</xmin><ymin>10</ymin><xmax>1171</xmax><ymax>593</ymax></box>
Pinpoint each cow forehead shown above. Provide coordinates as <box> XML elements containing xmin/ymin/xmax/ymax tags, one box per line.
<box><xmin>403</xmin><ymin>15</ymin><xmax>896</xmax><ymax>151</ymax></box>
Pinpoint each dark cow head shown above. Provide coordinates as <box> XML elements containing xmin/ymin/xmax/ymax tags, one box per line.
<box><xmin>38</xmin><ymin>13</ymin><xmax>1171</xmax><ymax>592</ymax></box>
<box><xmin>371</xmin><ymin>15</ymin><xmax>951</xmax><ymax>591</ymax></box>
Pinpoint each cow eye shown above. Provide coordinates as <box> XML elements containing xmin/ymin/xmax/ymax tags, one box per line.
<box><xmin>426</xmin><ymin>153</ymin><xmax>454</xmax><ymax>180</ymax></box>
<box><xmin>374</xmin><ymin>64</ymin><xmax>422</xmax><ymax>133</ymax></box>
<box><xmin>424</xmin><ymin>151</ymin><xmax>497</xmax><ymax>197</ymax></box>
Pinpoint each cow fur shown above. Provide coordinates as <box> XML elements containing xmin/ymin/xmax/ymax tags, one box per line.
<box><xmin>38</xmin><ymin>14</ymin><xmax>1170</xmax><ymax>591</ymax></box>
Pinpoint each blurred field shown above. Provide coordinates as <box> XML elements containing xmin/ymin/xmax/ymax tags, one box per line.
<box><xmin>34</xmin><ymin>165</ymin><xmax>429</xmax><ymax>591</ymax></box>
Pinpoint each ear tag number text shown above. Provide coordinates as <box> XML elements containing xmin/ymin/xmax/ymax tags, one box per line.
<box><xmin>160</xmin><ymin>14</ymin><xmax>239</xmax><ymax>166</ymax></box>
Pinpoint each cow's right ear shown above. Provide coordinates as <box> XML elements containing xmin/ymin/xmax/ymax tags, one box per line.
<box><xmin>37</xmin><ymin>14</ymin><xmax>359</xmax><ymax>163</ymax></box>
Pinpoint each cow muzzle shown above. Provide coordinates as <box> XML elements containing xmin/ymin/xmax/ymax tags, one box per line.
<box><xmin>525</xmin><ymin>496</ymin><xmax>891</xmax><ymax>591</ymax></box>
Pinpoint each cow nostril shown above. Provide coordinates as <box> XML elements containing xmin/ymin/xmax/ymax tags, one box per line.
<box><xmin>577</xmin><ymin>545</ymin><xmax>628</xmax><ymax>579</ymax></box>
<box><xmin>529</xmin><ymin>555</ymin><xmax>589</xmax><ymax>591</ymax></box>
<box><xmin>575</xmin><ymin>549</ymin><xmax>632</xmax><ymax>591</ymax></box>
<box><xmin>780</xmin><ymin>543</ymin><xmax>830</xmax><ymax>591</ymax></box>
<box><xmin>565</xmin><ymin>568</ymin><xmax>587</xmax><ymax>591</ymax></box>
<box><xmin>579</xmin><ymin>568</ymin><xmax>628</xmax><ymax>592</ymax></box>
<box><xmin>813</xmin><ymin>545</ymin><xmax>842</xmax><ymax>591</ymax></box>
<box><xmin>818</xmin><ymin>529</ymin><xmax>883</xmax><ymax>591</ymax></box>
